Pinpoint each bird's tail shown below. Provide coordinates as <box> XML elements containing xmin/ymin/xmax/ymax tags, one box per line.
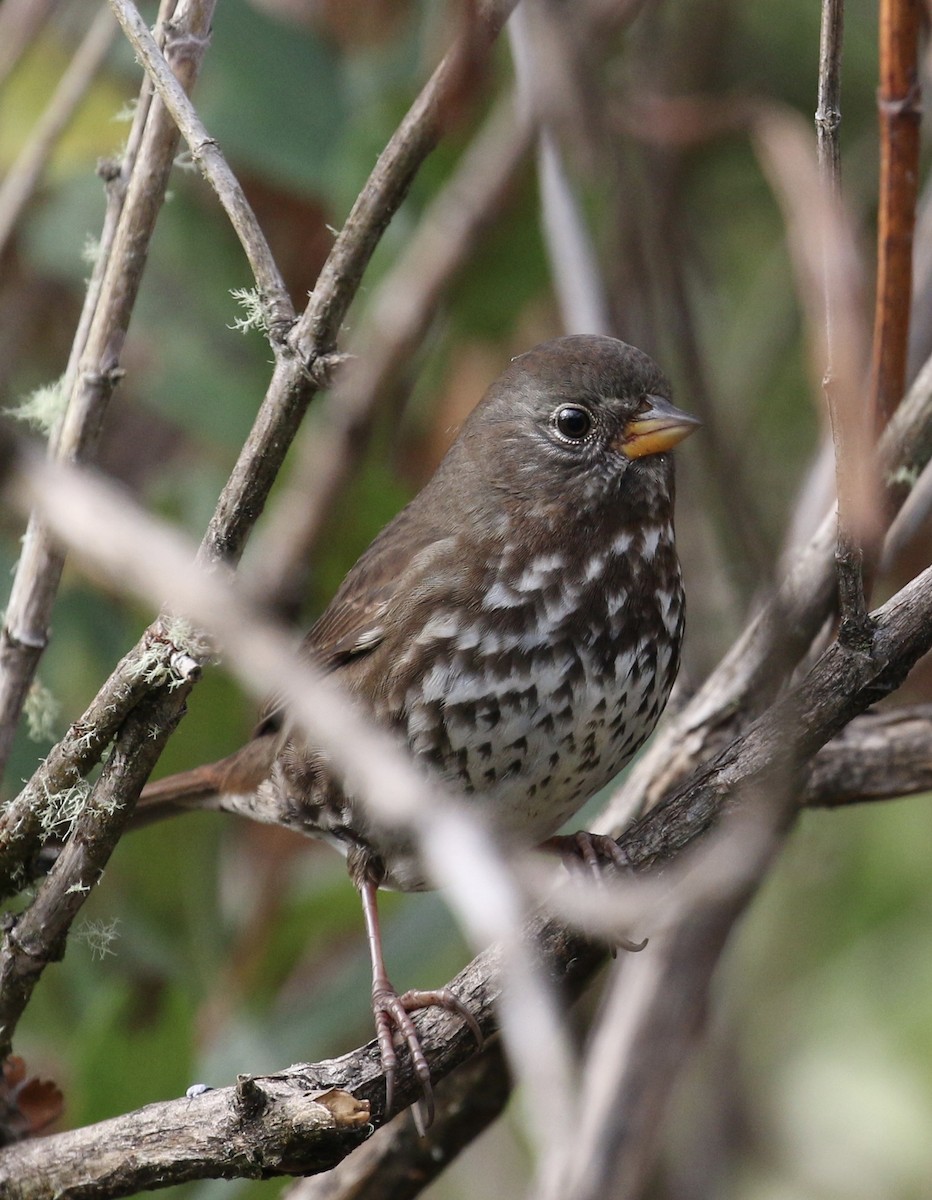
<box><xmin>135</xmin><ymin>734</ymin><xmax>278</xmax><ymax>828</ymax></box>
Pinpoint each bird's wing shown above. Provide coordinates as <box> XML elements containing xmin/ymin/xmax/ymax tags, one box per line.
<box><xmin>256</xmin><ymin>507</ymin><xmax>461</xmax><ymax>732</ymax></box>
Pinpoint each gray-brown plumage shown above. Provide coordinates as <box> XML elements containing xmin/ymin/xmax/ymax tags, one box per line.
<box><xmin>139</xmin><ymin>334</ymin><xmax>699</xmax><ymax>1124</ymax></box>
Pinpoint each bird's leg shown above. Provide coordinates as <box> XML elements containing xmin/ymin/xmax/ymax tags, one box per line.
<box><xmin>542</xmin><ymin>832</ymin><xmax>648</xmax><ymax>953</ymax></box>
<box><xmin>358</xmin><ymin>878</ymin><xmax>482</xmax><ymax>1132</ymax></box>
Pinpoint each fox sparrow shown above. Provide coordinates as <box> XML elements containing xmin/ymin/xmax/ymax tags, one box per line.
<box><xmin>140</xmin><ymin>334</ymin><xmax>698</xmax><ymax>1123</ymax></box>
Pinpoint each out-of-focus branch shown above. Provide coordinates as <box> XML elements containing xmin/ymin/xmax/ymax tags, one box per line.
<box><xmin>547</xmin><ymin>815</ymin><xmax>778</xmax><ymax>1200</ymax></box>
<box><xmin>804</xmin><ymin>705</ymin><xmax>932</xmax><ymax>806</ymax></box>
<box><xmin>0</xmin><ymin>0</ymin><xmax>55</xmax><ymax>89</ymax></box>
<box><xmin>508</xmin><ymin>2</ymin><xmax>611</xmax><ymax>334</ymax></box>
<box><xmin>872</xmin><ymin>0</ymin><xmax>922</xmax><ymax>430</ymax></box>
<box><xmin>107</xmin><ymin>0</ymin><xmax>294</xmax><ymax>339</ymax></box>
<box><xmin>249</xmin><ymin>91</ymin><xmax>533</xmax><ymax>616</ymax></box>
<box><xmin>0</xmin><ymin>6</ymin><xmax>117</xmax><ymax>258</ymax></box>
<box><xmin>755</xmin><ymin>105</ymin><xmax>877</xmax><ymax>649</ymax></box>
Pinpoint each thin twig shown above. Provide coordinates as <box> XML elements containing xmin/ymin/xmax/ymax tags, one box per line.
<box><xmin>249</xmin><ymin>92</ymin><xmax>533</xmax><ymax>615</ymax></box>
<box><xmin>815</xmin><ymin>0</ymin><xmax>844</xmax><ymax>181</ymax></box>
<box><xmin>107</xmin><ymin>0</ymin><xmax>294</xmax><ymax>340</ymax></box>
<box><xmin>0</xmin><ymin>6</ymin><xmax>117</xmax><ymax>258</ymax></box>
<box><xmin>202</xmin><ymin>0</ymin><xmax>521</xmax><ymax>570</ymax></box>
<box><xmin>814</xmin><ymin>0</ymin><xmax>875</xmax><ymax>646</ymax></box>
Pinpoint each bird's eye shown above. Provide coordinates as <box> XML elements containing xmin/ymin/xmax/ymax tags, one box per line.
<box><xmin>554</xmin><ymin>405</ymin><xmax>592</xmax><ymax>441</ymax></box>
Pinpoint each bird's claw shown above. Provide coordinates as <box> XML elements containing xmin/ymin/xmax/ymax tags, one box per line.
<box><xmin>545</xmin><ymin>831</ymin><xmax>648</xmax><ymax>954</ymax></box>
<box><xmin>372</xmin><ymin>982</ymin><xmax>483</xmax><ymax>1132</ymax></box>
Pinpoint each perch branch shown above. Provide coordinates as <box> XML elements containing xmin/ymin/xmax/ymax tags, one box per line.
<box><xmin>282</xmin><ymin>1046</ymin><xmax>511</xmax><ymax>1200</ymax></box>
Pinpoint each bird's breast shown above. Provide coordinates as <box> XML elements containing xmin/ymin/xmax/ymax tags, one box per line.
<box><xmin>392</xmin><ymin>518</ymin><xmax>684</xmax><ymax>846</ymax></box>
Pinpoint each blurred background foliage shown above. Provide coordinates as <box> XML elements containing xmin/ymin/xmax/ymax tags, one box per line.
<box><xmin>0</xmin><ymin>0</ymin><xmax>930</xmax><ymax>1197</ymax></box>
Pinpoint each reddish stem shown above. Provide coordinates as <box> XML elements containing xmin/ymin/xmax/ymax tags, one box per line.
<box><xmin>871</xmin><ymin>0</ymin><xmax>922</xmax><ymax>431</ymax></box>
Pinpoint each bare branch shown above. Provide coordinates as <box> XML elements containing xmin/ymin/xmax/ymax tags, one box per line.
<box><xmin>199</xmin><ymin>0</ymin><xmax>520</xmax><ymax>570</ymax></box>
<box><xmin>812</xmin><ymin>0</ymin><xmax>875</xmax><ymax>644</ymax></box>
<box><xmin>0</xmin><ymin>1072</ymin><xmax>373</xmax><ymax>1200</ymax></box>
<box><xmin>815</xmin><ymin>0</ymin><xmax>845</xmax><ymax>179</ymax></box>
<box><xmin>107</xmin><ymin>0</ymin><xmax>294</xmax><ymax>339</ymax></box>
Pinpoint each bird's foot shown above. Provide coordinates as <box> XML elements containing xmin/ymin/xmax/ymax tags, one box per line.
<box><xmin>372</xmin><ymin>980</ymin><xmax>483</xmax><ymax>1133</ymax></box>
<box><xmin>544</xmin><ymin>831</ymin><xmax>648</xmax><ymax>954</ymax></box>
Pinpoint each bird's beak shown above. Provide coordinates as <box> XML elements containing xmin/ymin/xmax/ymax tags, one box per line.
<box><xmin>617</xmin><ymin>395</ymin><xmax>701</xmax><ymax>460</ymax></box>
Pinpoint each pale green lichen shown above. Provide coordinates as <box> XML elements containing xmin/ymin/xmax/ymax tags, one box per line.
<box><xmin>130</xmin><ymin>619</ymin><xmax>209</xmax><ymax>690</ymax></box>
<box><xmin>74</xmin><ymin>918</ymin><xmax>120</xmax><ymax>960</ymax></box>
<box><xmin>161</xmin><ymin>616</ymin><xmax>211</xmax><ymax>661</ymax></box>
<box><xmin>39</xmin><ymin>779</ymin><xmax>91</xmax><ymax>838</ymax></box>
<box><xmin>81</xmin><ymin>234</ymin><xmax>101</xmax><ymax>267</ymax></box>
<box><xmin>229</xmin><ymin>287</ymin><xmax>272</xmax><ymax>336</ymax></box>
<box><xmin>24</xmin><ymin>678</ymin><xmax>60</xmax><ymax>743</ymax></box>
<box><xmin>5</xmin><ymin>377</ymin><xmax>68</xmax><ymax>437</ymax></box>
<box><xmin>111</xmin><ymin>99</ymin><xmax>137</xmax><ymax>124</ymax></box>
<box><xmin>129</xmin><ymin>644</ymin><xmax>180</xmax><ymax>689</ymax></box>
<box><xmin>887</xmin><ymin>464</ymin><xmax>920</xmax><ymax>491</ymax></box>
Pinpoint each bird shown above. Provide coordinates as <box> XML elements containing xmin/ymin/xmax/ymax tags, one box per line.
<box><xmin>138</xmin><ymin>334</ymin><xmax>699</xmax><ymax>1125</ymax></box>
